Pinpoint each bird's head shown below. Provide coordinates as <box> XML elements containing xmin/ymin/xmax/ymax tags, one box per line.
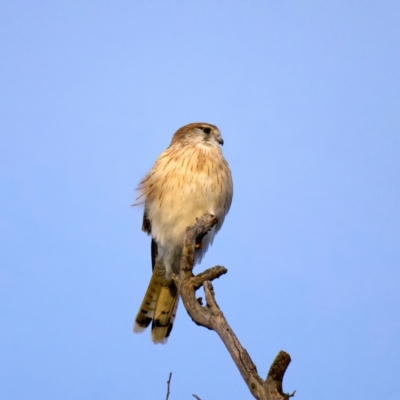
<box><xmin>171</xmin><ymin>123</ymin><xmax>224</xmax><ymax>147</ymax></box>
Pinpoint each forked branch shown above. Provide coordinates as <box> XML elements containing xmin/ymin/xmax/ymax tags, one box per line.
<box><xmin>173</xmin><ymin>214</ymin><xmax>295</xmax><ymax>400</ymax></box>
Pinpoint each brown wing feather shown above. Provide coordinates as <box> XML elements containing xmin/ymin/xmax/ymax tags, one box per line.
<box><xmin>142</xmin><ymin>212</ymin><xmax>158</xmax><ymax>271</ymax></box>
<box><xmin>151</xmin><ymin>239</ymin><xmax>158</xmax><ymax>271</ymax></box>
<box><xmin>142</xmin><ymin>212</ymin><xmax>151</xmax><ymax>234</ymax></box>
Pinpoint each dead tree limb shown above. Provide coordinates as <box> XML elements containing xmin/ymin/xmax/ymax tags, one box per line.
<box><xmin>165</xmin><ymin>372</ymin><xmax>172</xmax><ymax>400</ymax></box>
<box><xmin>172</xmin><ymin>214</ymin><xmax>295</xmax><ymax>400</ymax></box>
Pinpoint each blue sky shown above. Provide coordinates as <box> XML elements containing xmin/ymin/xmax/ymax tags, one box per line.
<box><xmin>1</xmin><ymin>1</ymin><xmax>399</xmax><ymax>399</ymax></box>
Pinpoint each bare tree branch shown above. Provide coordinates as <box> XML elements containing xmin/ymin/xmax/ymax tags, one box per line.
<box><xmin>264</xmin><ymin>352</ymin><xmax>296</xmax><ymax>399</ymax></box>
<box><xmin>174</xmin><ymin>214</ymin><xmax>295</xmax><ymax>400</ymax></box>
<box><xmin>165</xmin><ymin>372</ymin><xmax>172</xmax><ymax>400</ymax></box>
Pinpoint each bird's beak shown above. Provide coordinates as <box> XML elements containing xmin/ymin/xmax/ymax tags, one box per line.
<box><xmin>217</xmin><ymin>136</ymin><xmax>224</xmax><ymax>146</ymax></box>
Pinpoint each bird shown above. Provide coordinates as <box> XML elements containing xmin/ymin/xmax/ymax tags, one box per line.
<box><xmin>133</xmin><ymin>122</ymin><xmax>233</xmax><ymax>343</ymax></box>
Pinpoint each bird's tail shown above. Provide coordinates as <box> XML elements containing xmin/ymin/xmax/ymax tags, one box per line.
<box><xmin>134</xmin><ymin>266</ymin><xmax>179</xmax><ymax>344</ymax></box>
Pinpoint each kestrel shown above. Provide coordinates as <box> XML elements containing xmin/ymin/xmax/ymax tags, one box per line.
<box><xmin>133</xmin><ymin>122</ymin><xmax>233</xmax><ymax>343</ymax></box>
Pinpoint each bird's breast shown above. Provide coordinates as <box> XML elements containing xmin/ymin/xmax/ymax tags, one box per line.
<box><xmin>142</xmin><ymin>144</ymin><xmax>232</xmax><ymax>251</ymax></box>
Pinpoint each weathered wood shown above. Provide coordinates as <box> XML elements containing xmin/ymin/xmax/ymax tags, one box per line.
<box><xmin>174</xmin><ymin>213</ymin><xmax>294</xmax><ymax>400</ymax></box>
<box><xmin>165</xmin><ymin>372</ymin><xmax>172</xmax><ymax>400</ymax></box>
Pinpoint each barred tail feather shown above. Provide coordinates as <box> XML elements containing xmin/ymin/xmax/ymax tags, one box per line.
<box><xmin>134</xmin><ymin>268</ymin><xmax>179</xmax><ymax>344</ymax></box>
<box><xmin>151</xmin><ymin>284</ymin><xmax>179</xmax><ymax>344</ymax></box>
<box><xmin>134</xmin><ymin>269</ymin><xmax>163</xmax><ymax>333</ymax></box>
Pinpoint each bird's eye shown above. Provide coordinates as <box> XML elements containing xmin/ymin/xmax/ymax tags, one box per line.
<box><xmin>203</xmin><ymin>127</ymin><xmax>211</xmax><ymax>134</ymax></box>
